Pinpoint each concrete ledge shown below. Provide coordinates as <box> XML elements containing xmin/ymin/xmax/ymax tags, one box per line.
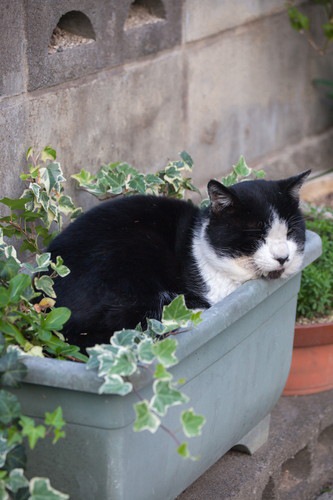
<box><xmin>183</xmin><ymin>0</ymin><xmax>290</xmax><ymax>42</ymax></box>
<box><xmin>178</xmin><ymin>390</ymin><xmax>333</xmax><ymax>500</ymax></box>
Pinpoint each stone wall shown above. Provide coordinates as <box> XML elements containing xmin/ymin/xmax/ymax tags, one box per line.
<box><xmin>1</xmin><ymin>0</ymin><xmax>333</xmax><ymax>207</ymax></box>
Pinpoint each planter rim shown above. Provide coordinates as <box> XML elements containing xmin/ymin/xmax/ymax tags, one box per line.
<box><xmin>20</xmin><ymin>230</ymin><xmax>322</xmax><ymax>393</ymax></box>
<box><xmin>294</xmin><ymin>321</ymin><xmax>333</xmax><ymax>347</ymax></box>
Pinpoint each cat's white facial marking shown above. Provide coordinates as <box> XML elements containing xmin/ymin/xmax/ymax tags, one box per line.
<box><xmin>253</xmin><ymin>212</ymin><xmax>303</xmax><ymax>279</ymax></box>
<box><xmin>193</xmin><ymin>212</ymin><xmax>304</xmax><ymax>306</ymax></box>
<box><xmin>192</xmin><ymin>223</ymin><xmax>257</xmax><ymax>304</ymax></box>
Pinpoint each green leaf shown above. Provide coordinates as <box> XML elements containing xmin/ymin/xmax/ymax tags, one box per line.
<box><xmin>0</xmin><ymin>287</ymin><xmax>10</xmax><ymax>307</ymax></box>
<box><xmin>179</xmin><ymin>151</ymin><xmax>194</xmax><ymax>168</ymax></box>
<box><xmin>42</xmin><ymin>308</ymin><xmax>71</xmax><ymax>331</ymax></box>
<box><xmin>181</xmin><ymin>409</ymin><xmax>206</xmax><ymax>437</ymax></box>
<box><xmin>3</xmin><ymin>444</ymin><xmax>26</xmax><ymax>472</ymax></box>
<box><xmin>323</xmin><ymin>21</ymin><xmax>333</xmax><ymax>40</ymax></box>
<box><xmin>44</xmin><ymin>407</ymin><xmax>66</xmax><ymax>444</ymax></box>
<box><xmin>154</xmin><ymin>363</ymin><xmax>173</xmax><ymax>381</ymax></box>
<box><xmin>44</xmin><ymin>407</ymin><xmax>65</xmax><ymax>431</ymax></box>
<box><xmin>99</xmin><ymin>350</ymin><xmax>137</xmax><ymax>377</ymax></box>
<box><xmin>0</xmin><ymin>434</ymin><xmax>15</xmax><ymax>468</ymax></box>
<box><xmin>0</xmin><ymin>257</ymin><xmax>21</xmax><ymax>281</ymax></box>
<box><xmin>0</xmin><ymin>320</ymin><xmax>26</xmax><ymax>346</ymax></box>
<box><xmin>50</xmin><ymin>256</ymin><xmax>70</xmax><ymax>278</ymax></box>
<box><xmin>26</xmin><ymin>147</ymin><xmax>34</xmax><ymax>161</ymax></box>
<box><xmin>41</xmin><ymin>146</ymin><xmax>57</xmax><ymax>162</ymax></box>
<box><xmin>29</xmin><ymin>477</ymin><xmax>69</xmax><ymax>500</ymax></box>
<box><xmin>8</xmin><ymin>274</ymin><xmax>32</xmax><ymax>303</ymax></box>
<box><xmin>58</xmin><ymin>195</ymin><xmax>77</xmax><ymax>216</ymax></box>
<box><xmin>0</xmin><ymin>390</ymin><xmax>21</xmax><ymax>425</ymax></box>
<box><xmin>6</xmin><ymin>468</ymin><xmax>29</xmax><ymax>494</ymax></box>
<box><xmin>133</xmin><ymin>400</ymin><xmax>161</xmax><ymax>433</ymax></box>
<box><xmin>0</xmin><ymin>197</ymin><xmax>27</xmax><ymax>211</ymax></box>
<box><xmin>39</xmin><ymin>162</ymin><xmax>65</xmax><ymax>195</ymax></box>
<box><xmin>162</xmin><ymin>295</ymin><xmax>195</xmax><ymax>330</ymax></box>
<box><xmin>233</xmin><ymin>156</ymin><xmax>251</xmax><ymax>178</ymax></box>
<box><xmin>152</xmin><ymin>338</ymin><xmax>178</xmax><ymax>368</ymax></box>
<box><xmin>151</xmin><ymin>380</ymin><xmax>189</xmax><ymax>416</ymax></box>
<box><xmin>19</xmin><ymin>416</ymin><xmax>46</xmax><ymax>449</ymax></box>
<box><xmin>98</xmin><ymin>374</ymin><xmax>133</xmax><ymax>395</ymax></box>
<box><xmin>36</xmin><ymin>253</ymin><xmax>51</xmax><ymax>269</ymax></box>
<box><xmin>34</xmin><ymin>275</ymin><xmax>56</xmax><ymax>298</ymax></box>
<box><xmin>288</xmin><ymin>7</ymin><xmax>310</xmax><ymax>32</ymax></box>
<box><xmin>137</xmin><ymin>338</ymin><xmax>155</xmax><ymax>363</ymax></box>
<box><xmin>111</xmin><ymin>329</ymin><xmax>139</xmax><ymax>347</ymax></box>
<box><xmin>0</xmin><ymin>351</ymin><xmax>27</xmax><ymax>387</ymax></box>
<box><xmin>177</xmin><ymin>442</ymin><xmax>190</xmax><ymax>458</ymax></box>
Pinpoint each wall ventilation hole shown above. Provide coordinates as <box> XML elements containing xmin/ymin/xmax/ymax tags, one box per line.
<box><xmin>48</xmin><ymin>11</ymin><xmax>96</xmax><ymax>55</ymax></box>
<box><xmin>125</xmin><ymin>0</ymin><xmax>166</xmax><ymax>30</ymax></box>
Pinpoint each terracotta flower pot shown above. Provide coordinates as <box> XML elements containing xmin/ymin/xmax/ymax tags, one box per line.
<box><xmin>283</xmin><ymin>321</ymin><xmax>333</xmax><ymax>396</ymax></box>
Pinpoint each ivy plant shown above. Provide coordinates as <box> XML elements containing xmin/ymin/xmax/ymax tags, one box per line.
<box><xmin>87</xmin><ymin>295</ymin><xmax>205</xmax><ymax>459</ymax></box>
<box><xmin>0</xmin><ymin>333</ymin><xmax>68</xmax><ymax>500</ymax></box>
<box><xmin>71</xmin><ymin>150</ymin><xmax>200</xmax><ymax>200</ymax></box>
<box><xmin>0</xmin><ymin>147</ymin><xmax>86</xmax><ymax>362</ymax></box>
<box><xmin>287</xmin><ymin>0</ymin><xmax>333</xmax><ymax>55</ymax></box>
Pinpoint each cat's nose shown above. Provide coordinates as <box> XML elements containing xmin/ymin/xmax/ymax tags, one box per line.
<box><xmin>276</xmin><ymin>256</ymin><xmax>288</xmax><ymax>265</ymax></box>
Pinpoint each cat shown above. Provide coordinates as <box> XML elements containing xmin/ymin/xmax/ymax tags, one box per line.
<box><xmin>46</xmin><ymin>170</ymin><xmax>310</xmax><ymax>349</ymax></box>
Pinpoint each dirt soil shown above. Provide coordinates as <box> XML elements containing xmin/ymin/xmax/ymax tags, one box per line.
<box><xmin>48</xmin><ymin>27</ymin><xmax>94</xmax><ymax>54</ymax></box>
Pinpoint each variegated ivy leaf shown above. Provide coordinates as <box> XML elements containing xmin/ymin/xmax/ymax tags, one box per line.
<box><xmin>111</xmin><ymin>329</ymin><xmax>140</xmax><ymax>347</ymax></box>
<box><xmin>179</xmin><ymin>150</ymin><xmax>194</xmax><ymax>168</ymax></box>
<box><xmin>151</xmin><ymin>338</ymin><xmax>178</xmax><ymax>368</ymax></box>
<box><xmin>181</xmin><ymin>409</ymin><xmax>206</xmax><ymax>438</ymax></box>
<box><xmin>162</xmin><ymin>295</ymin><xmax>202</xmax><ymax>331</ymax></box>
<box><xmin>146</xmin><ymin>318</ymin><xmax>170</xmax><ymax>336</ymax></box>
<box><xmin>34</xmin><ymin>275</ymin><xmax>56</xmax><ymax>298</ymax></box>
<box><xmin>86</xmin><ymin>344</ymin><xmax>118</xmax><ymax>370</ymax></box>
<box><xmin>133</xmin><ymin>401</ymin><xmax>161</xmax><ymax>433</ymax></box>
<box><xmin>40</xmin><ymin>146</ymin><xmax>57</xmax><ymax>162</ymax></box>
<box><xmin>98</xmin><ymin>374</ymin><xmax>132</xmax><ymax>396</ymax></box>
<box><xmin>98</xmin><ymin>349</ymin><xmax>137</xmax><ymax>378</ymax></box>
<box><xmin>137</xmin><ymin>338</ymin><xmax>155</xmax><ymax>363</ymax></box>
<box><xmin>233</xmin><ymin>155</ymin><xmax>251</xmax><ymax>178</ymax></box>
<box><xmin>58</xmin><ymin>195</ymin><xmax>77</xmax><ymax>216</ymax></box>
<box><xmin>0</xmin><ymin>434</ymin><xmax>15</xmax><ymax>468</ymax></box>
<box><xmin>39</xmin><ymin>162</ymin><xmax>66</xmax><ymax>195</ymax></box>
<box><xmin>29</xmin><ymin>477</ymin><xmax>69</xmax><ymax>500</ymax></box>
<box><xmin>6</xmin><ymin>468</ymin><xmax>29</xmax><ymax>493</ymax></box>
<box><xmin>36</xmin><ymin>252</ymin><xmax>51</xmax><ymax>270</ymax></box>
<box><xmin>0</xmin><ymin>390</ymin><xmax>21</xmax><ymax>425</ymax></box>
<box><xmin>50</xmin><ymin>256</ymin><xmax>70</xmax><ymax>278</ymax></box>
<box><xmin>151</xmin><ymin>380</ymin><xmax>189</xmax><ymax>416</ymax></box>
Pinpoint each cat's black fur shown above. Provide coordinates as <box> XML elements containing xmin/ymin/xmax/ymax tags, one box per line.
<box><xmin>47</xmin><ymin>172</ymin><xmax>309</xmax><ymax>349</ymax></box>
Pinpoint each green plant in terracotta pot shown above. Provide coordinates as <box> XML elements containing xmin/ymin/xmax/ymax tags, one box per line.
<box><xmin>284</xmin><ymin>206</ymin><xmax>333</xmax><ymax>395</ymax></box>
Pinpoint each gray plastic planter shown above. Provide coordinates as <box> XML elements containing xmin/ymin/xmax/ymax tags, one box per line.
<box><xmin>14</xmin><ymin>231</ymin><xmax>321</xmax><ymax>500</ymax></box>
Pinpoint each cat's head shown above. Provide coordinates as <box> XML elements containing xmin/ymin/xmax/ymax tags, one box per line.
<box><xmin>205</xmin><ymin>170</ymin><xmax>310</xmax><ymax>281</ymax></box>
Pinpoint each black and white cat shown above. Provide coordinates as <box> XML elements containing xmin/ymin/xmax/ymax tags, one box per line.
<box><xmin>47</xmin><ymin>170</ymin><xmax>310</xmax><ymax>349</ymax></box>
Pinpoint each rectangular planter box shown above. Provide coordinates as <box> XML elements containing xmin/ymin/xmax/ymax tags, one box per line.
<box><xmin>14</xmin><ymin>231</ymin><xmax>321</xmax><ymax>500</ymax></box>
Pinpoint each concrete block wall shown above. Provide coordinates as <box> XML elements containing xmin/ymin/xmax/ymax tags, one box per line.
<box><xmin>178</xmin><ymin>390</ymin><xmax>333</xmax><ymax>500</ymax></box>
<box><xmin>1</xmin><ymin>0</ymin><xmax>333</xmax><ymax>207</ymax></box>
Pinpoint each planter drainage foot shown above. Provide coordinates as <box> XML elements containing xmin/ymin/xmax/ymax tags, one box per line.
<box><xmin>232</xmin><ymin>414</ymin><xmax>271</xmax><ymax>454</ymax></box>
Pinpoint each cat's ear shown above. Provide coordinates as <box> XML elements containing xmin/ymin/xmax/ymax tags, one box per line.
<box><xmin>281</xmin><ymin>170</ymin><xmax>311</xmax><ymax>199</ymax></box>
<box><xmin>207</xmin><ymin>180</ymin><xmax>238</xmax><ymax>213</ymax></box>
